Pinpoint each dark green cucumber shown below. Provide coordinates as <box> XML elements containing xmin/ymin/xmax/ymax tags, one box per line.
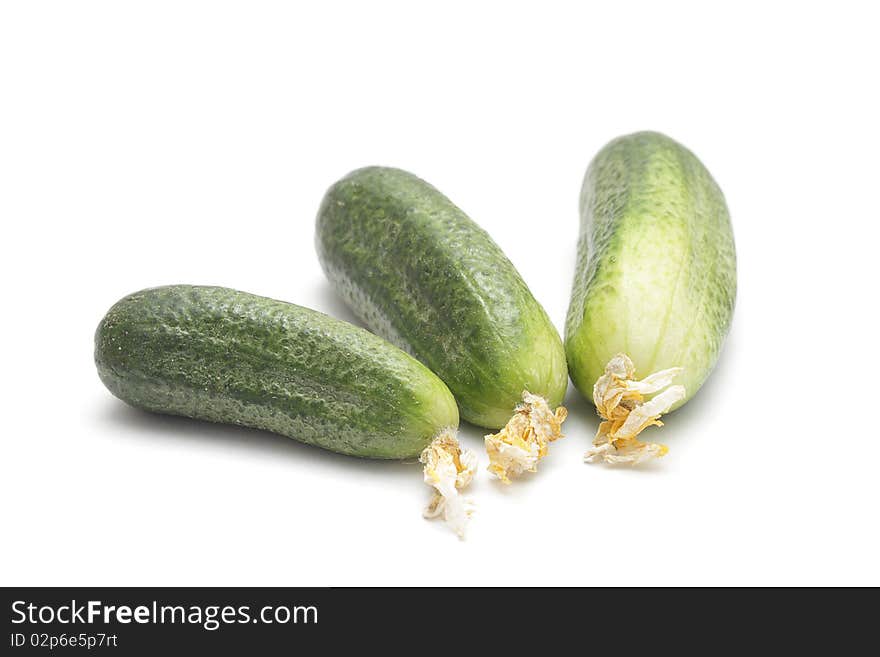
<box><xmin>566</xmin><ymin>132</ymin><xmax>737</xmax><ymax>408</ymax></box>
<box><xmin>315</xmin><ymin>166</ymin><xmax>568</xmax><ymax>429</ymax></box>
<box><xmin>95</xmin><ymin>285</ymin><xmax>458</xmax><ymax>458</ymax></box>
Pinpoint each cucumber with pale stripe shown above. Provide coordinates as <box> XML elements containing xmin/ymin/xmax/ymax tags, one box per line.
<box><xmin>565</xmin><ymin>132</ymin><xmax>736</xmax><ymax>463</ymax></box>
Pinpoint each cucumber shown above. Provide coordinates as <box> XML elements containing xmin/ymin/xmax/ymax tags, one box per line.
<box><xmin>315</xmin><ymin>167</ymin><xmax>568</xmax><ymax>482</ymax></box>
<box><xmin>565</xmin><ymin>132</ymin><xmax>736</xmax><ymax>463</ymax></box>
<box><xmin>94</xmin><ymin>285</ymin><xmax>459</xmax><ymax>460</ymax></box>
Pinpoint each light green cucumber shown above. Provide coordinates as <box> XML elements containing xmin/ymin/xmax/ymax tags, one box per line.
<box><xmin>315</xmin><ymin>166</ymin><xmax>568</xmax><ymax>431</ymax></box>
<box><xmin>95</xmin><ymin>285</ymin><xmax>459</xmax><ymax>459</ymax></box>
<box><xmin>566</xmin><ymin>131</ymin><xmax>737</xmax><ymax>410</ymax></box>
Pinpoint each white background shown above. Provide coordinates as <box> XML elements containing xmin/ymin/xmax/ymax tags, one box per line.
<box><xmin>2</xmin><ymin>1</ymin><xmax>878</xmax><ymax>586</ymax></box>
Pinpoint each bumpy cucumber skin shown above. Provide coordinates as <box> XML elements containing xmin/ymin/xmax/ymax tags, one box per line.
<box><xmin>315</xmin><ymin>167</ymin><xmax>568</xmax><ymax>429</ymax></box>
<box><xmin>565</xmin><ymin>132</ymin><xmax>737</xmax><ymax>408</ymax></box>
<box><xmin>95</xmin><ymin>285</ymin><xmax>458</xmax><ymax>459</ymax></box>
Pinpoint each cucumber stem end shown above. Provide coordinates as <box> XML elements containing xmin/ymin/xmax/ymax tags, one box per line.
<box><xmin>585</xmin><ymin>353</ymin><xmax>685</xmax><ymax>465</ymax></box>
<box><xmin>484</xmin><ymin>392</ymin><xmax>568</xmax><ymax>484</ymax></box>
<box><xmin>420</xmin><ymin>429</ymin><xmax>477</xmax><ymax>538</ymax></box>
